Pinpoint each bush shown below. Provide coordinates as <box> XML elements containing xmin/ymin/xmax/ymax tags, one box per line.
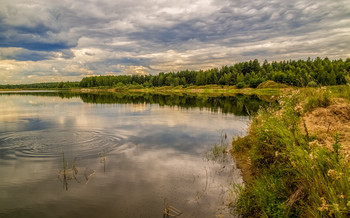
<box><xmin>236</xmin><ymin>82</ymin><xmax>245</xmax><ymax>89</ymax></box>
<box><xmin>257</xmin><ymin>80</ymin><xmax>288</xmax><ymax>89</ymax></box>
<box><xmin>307</xmin><ymin>81</ymin><xmax>318</xmax><ymax>87</ymax></box>
<box><xmin>116</xmin><ymin>82</ymin><xmax>124</xmax><ymax>87</ymax></box>
<box><xmin>249</xmin><ymin>78</ymin><xmax>264</xmax><ymax>88</ymax></box>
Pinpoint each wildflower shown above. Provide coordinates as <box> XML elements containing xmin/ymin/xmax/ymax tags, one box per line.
<box><xmin>318</xmin><ymin>197</ymin><xmax>329</xmax><ymax>211</ymax></box>
<box><xmin>291</xmin><ymin>161</ymin><xmax>296</xmax><ymax>168</ymax></box>
<box><xmin>309</xmin><ymin>140</ymin><xmax>319</xmax><ymax>149</ymax></box>
<box><xmin>328</xmin><ymin>209</ymin><xmax>334</xmax><ymax>216</ymax></box>
<box><xmin>333</xmin><ymin>203</ymin><xmax>340</xmax><ymax>212</ymax></box>
<box><xmin>309</xmin><ymin>153</ymin><xmax>314</xmax><ymax>160</ymax></box>
<box><xmin>275</xmin><ymin>151</ymin><xmax>279</xmax><ymax>157</ymax></box>
<box><xmin>338</xmin><ymin>194</ymin><xmax>345</xmax><ymax>199</ymax></box>
<box><xmin>294</xmin><ymin>105</ymin><xmax>303</xmax><ymax>114</ymax></box>
<box><xmin>327</xmin><ymin>169</ymin><xmax>341</xmax><ymax>180</ymax></box>
<box><xmin>327</xmin><ymin>169</ymin><xmax>337</xmax><ymax>178</ymax></box>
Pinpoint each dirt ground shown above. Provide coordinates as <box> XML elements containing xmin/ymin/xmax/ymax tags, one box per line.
<box><xmin>303</xmin><ymin>98</ymin><xmax>350</xmax><ymax>161</ymax></box>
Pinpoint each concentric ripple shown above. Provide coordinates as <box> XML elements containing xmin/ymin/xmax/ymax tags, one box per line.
<box><xmin>0</xmin><ymin>128</ymin><xmax>127</xmax><ymax>160</ymax></box>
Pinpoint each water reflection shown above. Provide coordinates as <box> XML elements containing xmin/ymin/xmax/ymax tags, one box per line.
<box><xmin>0</xmin><ymin>92</ymin><xmax>269</xmax><ymax>217</ymax></box>
<box><xmin>0</xmin><ymin>91</ymin><xmax>273</xmax><ymax>115</ymax></box>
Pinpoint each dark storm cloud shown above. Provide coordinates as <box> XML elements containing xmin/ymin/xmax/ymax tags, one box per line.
<box><xmin>3</xmin><ymin>49</ymin><xmax>75</xmax><ymax>61</ymax></box>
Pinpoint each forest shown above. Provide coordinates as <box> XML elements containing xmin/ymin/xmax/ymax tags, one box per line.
<box><xmin>1</xmin><ymin>57</ymin><xmax>349</xmax><ymax>89</ymax></box>
<box><xmin>79</xmin><ymin>57</ymin><xmax>350</xmax><ymax>88</ymax></box>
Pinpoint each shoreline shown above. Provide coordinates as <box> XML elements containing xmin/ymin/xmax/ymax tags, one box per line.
<box><xmin>0</xmin><ymin>85</ymin><xmax>284</xmax><ymax>97</ymax></box>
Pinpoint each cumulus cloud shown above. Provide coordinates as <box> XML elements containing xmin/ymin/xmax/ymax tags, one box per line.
<box><xmin>0</xmin><ymin>0</ymin><xmax>350</xmax><ymax>84</ymax></box>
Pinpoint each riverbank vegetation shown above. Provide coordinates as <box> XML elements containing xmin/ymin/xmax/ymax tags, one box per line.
<box><xmin>231</xmin><ymin>86</ymin><xmax>350</xmax><ymax>217</ymax></box>
<box><xmin>113</xmin><ymin>84</ymin><xmax>283</xmax><ymax>97</ymax></box>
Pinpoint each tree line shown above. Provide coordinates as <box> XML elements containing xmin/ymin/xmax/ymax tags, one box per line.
<box><xmin>1</xmin><ymin>57</ymin><xmax>349</xmax><ymax>89</ymax></box>
<box><xmin>0</xmin><ymin>82</ymin><xmax>80</xmax><ymax>89</ymax></box>
<box><xmin>79</xmin><ymin>57</ymin><xmax>350</xmax><ymax>88</ymax></box>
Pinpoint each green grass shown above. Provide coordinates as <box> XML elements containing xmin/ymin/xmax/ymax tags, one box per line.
<box><xmin>1</xmin><ymin>84</ymin><xmax>283</xmax><ymax>97</ymax></box>
<box><xmin>328</xmin><ymin>85</ymin><xmax>350</xmax><ymax>101</ymax></box>
<box><xmin>113</xmin><ymin>84</ymin><xmax>282</xmax><ymax>97</ymax></box>
<box><xmin>231</xmin><ymin>86</ymin><xmax>350</xmax><ymax>217</ymax></box>
<box><xmin>257</xmin><ymin>80</ymin><xmax>289</xmax><ymax>89</ymax></box>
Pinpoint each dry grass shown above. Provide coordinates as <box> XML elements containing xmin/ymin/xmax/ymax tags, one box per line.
<box><xmin>303</xmin><ymin>98</ymin><xmax>350</xmax><ymax>162</ymax></box>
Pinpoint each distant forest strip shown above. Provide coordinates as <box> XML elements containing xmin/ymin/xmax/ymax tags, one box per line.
<box><xmin>0</xmin><ymin>81</ymin><xmax>80</xmax><ymax>89</ymax></box>
<box><xmin>1</xmin><ymin>57</ymin><xmax>350</xmax><ymax>89</ymax></box>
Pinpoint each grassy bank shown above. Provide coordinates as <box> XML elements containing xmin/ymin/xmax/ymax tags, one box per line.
<box><xmin>0</xmin><ymin>84</ymin><xmax>283</xmax><ymax>96</ymax></box>
<box><xmin>231</xmin><ymin>85</ymin><xmax>350</xmax><ymax>217</ymax></box>
<box><xmin>113</xmin><ymin>84</ymin><xmax>284</xmax><ymax>97</ymax></box>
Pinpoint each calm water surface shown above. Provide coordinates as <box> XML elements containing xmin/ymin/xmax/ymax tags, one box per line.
<box><xmin>0</xmin><ymin>92</ymin><xmax>264</xmax><ymax>217</ymax></box>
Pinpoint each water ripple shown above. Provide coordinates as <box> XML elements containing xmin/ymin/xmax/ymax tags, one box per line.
<box><xmin>0</xmin><ymin>128</ymin><xmax>127</xmax><ymax>160</ymax></box>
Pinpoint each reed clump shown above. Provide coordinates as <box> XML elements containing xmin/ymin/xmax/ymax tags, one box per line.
<box><xmin>211</xmin><ymin>132</ymin><xmax>229</xmax><ymax>159</ymax></box>
<box><xmin>57</xmin><ymin>152</ymin><xmax>101</xmax><ymax>190</ymax></box>
<box><xmin>231</xmin><ymin>86</ymin><xmax>350</xmax><ymax>217</ymax></box>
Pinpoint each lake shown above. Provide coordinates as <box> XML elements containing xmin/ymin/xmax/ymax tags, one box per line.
<box><xmin>0</xmin><ymin>91</ymin><xmax>268</xmax><ymax>217</ymax></box>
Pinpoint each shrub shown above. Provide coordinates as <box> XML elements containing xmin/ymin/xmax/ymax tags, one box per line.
<box><xmin>257</xmin><ymin>80</ymin><xmax>288</xmax><ymax>89</ymax></box>
<box><xmin>307</xmin><ymin>81</ymin><xmax>318</xmax><ymax>87</ymax></box>
<box><xmin>236</xmin><ymin>82</ymin><xmax>245</xmax><ymax>89</ymax></box>
<box><xmin>249</xmin><ymin>78</ymin><xmax>264</xmax><ymax>88</ymax></box>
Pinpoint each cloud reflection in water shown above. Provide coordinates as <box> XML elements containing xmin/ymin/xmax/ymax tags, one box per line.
<box><xmin>0</xmin><ymin>93</ymin><xmax>247</xmax><ymax>217</ymax></box>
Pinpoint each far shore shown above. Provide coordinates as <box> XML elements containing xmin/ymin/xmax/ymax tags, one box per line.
<box><xmin>0</xmin><ymin>85</ymin><xmax>285</xmax><ymax>96</ymax></box>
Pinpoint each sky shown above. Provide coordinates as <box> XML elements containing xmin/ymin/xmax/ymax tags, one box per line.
<box><xmin>0</xmin><ymin>0</ymin><xmax>350</xmax><ymax>84</ymax></box>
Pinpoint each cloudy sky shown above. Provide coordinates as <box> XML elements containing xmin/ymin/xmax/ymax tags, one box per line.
<box><xmin>0</xmin><ymin>0</ymin><xmax>350</xmax><ymax>84</ymax></box>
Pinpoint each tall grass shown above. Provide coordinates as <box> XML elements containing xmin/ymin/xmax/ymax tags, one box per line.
<box><xmin>231</xmin><ymin>87</ymin><xmax>350</xmax><ymax>217</ymax></box>
<box><xmin>328</xmin><ymin>85</ymin><xmax>350</xmax><ymax>101</ymax></box>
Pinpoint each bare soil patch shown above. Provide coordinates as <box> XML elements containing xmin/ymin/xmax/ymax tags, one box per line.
<box><xmin>303</xmin><ymin>99</ymin><xmax>350</xmax><ymax>161</ymax></box>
